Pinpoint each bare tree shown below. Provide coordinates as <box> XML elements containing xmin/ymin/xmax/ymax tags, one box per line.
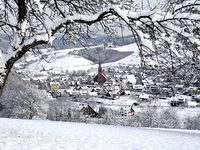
<box><xmin>0</xmin><ymin>0</ymin><xmax>200</xmax><ymax>96</ymax></box>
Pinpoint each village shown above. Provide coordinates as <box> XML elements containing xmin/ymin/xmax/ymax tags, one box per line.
<box><xmin>20</xmin><ymin>59</ymin><xmax>200</xmax><ymax>119</ymax></box>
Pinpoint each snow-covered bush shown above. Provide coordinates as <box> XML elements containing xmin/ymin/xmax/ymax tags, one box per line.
<box><xmin>155</xmin><ymin>108</ymin><xmax>180</xmax><ymax>129</ymax></box>
<box><xmin>101</xmin><ymin>109</ymin><xmax>118</xmax><ymax>125</ymax></box>
<box><xmin>47</xmin><ymin>105</ymin><xmax>71</xmax><ymax>121</ymax></box>
<box><xmin>137</xmin><ymin>106</ymin><xmax>158</xmax><ymax>127</ymax></box>
<box><xmin>47</xmin><ymin>104</ymin><xmax>82</xmax><ymax>122</ymax></box>
<box><xmin>0</xmin><ymin>102</ymin><xmax>4</xmax><ymax>111</ymax></box>
<box><xmin>98</xmin><ymin>106</ymin><xmax>108</xmax><ymax>117</ymax></box>
<box><xmin>0</xmin><ymin>73</ymin><xmax>49</xmax><ymax>119</ymax></box>
<box><xmin>129</xmin><ymin>107</ymin><xmax>180</xmax><ymax>129</ymax></box>
<box><xmin>184</xmin><ymin>114</ymin><xmax>200</xmax><ymax>130</ymax></box>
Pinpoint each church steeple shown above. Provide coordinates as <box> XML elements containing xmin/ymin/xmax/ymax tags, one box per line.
<box><xmin>93</xmin><ymin>59</ymin><xmax>106</xmax><ymax>84</ymax></box>
<box><xmin>98</xmin><ymin>59</ymin><xmax>102</xmax><ymax>73</ymax></box>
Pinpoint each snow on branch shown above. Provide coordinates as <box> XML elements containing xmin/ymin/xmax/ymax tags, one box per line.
<box><xmin>2</xmin><ymin>4</ymin><xmax>200</xmax><ymax>70</ymax></box>
<box><xmin>21</xmin><ymin>5</ymin><xmax>130</xmax><ymax>51</ymax></box>
<box><xmin>50</xmin><ymin>6</ymin><xmax>129</xmax><ymax>35</ymax></box>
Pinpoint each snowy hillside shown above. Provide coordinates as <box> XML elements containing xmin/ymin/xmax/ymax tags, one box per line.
<box><xmin>16</xmin><ymin>43</ymin><xmax>140</xmax><ymax>75</ymax></box>
<box><xmin>0</xmin><ymin>118</ymin><xmax>200</xmax><ymax>150</ymax></box>
<box><xmin>25</xmin><ymin>55</ymin><xmax>94</xmax><ymax>72</ymax></box>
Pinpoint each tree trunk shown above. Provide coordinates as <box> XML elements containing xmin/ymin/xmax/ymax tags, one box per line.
<box><xmin>18</xmin><ymin>0</ymin><xmax>27</xmax><ymax>23</ymax></box>
<box><xmin>0</xmin><ymin>0</ymin><xmax>28</xmax><ymax>96</ymax></box>
<box><xmin>0</xmin><ymin>70</ymin><xmax>10</xmax><ymax>96</ymax></box>
<box><xmin>0</xmin><ymin>58</ymin><xmax>16</xmax><ymax>96</ymax></box>
<box><xmin>0</xmin><ymin>85</ymin><xmax>4</xmax><ymax>96</ymax></box>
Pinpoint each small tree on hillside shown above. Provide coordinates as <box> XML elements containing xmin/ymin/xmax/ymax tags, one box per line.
<box><xmin>184</xmin><ymin>114</ymin><xmax>200</xmax><ymax>130</ymax></box>
<box><xmin>137</xmin><ymin>106</ymin><xmax>158</xmax><ymax>127</ymax></box>
<box><xmin>156</xmin><ymin>108</ymin><xmax>180</xmax><ymax>129</ymax></box>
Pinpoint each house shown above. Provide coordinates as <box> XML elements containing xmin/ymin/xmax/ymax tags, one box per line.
<box><xmin>58</xmin><ymin>89</ymin><xmax>69</xmax><ymax>97</ymax></box>
<box><xmin>187</xmin><ymin>101</ymin><xmax>197</xmax><ymax>108</ymax></box>
<box><xmin>160</xmin><ymin>87</ymin><xmax>172</xmax><ymax>97</ymax></box>
<box><xmin>98</xmin><ymin>88</ymin><xmax>108</xmax><ymax>97</ymax></box>
<box><xmin>139</xmin><ymin>93</ymin><xmax>150</xmax><ymax>102</ymax></box>
<box><xmin>105</xmin><ymin>42</ymin><xmax>114</xmax><ymax>48</ymax></box>
<box><xmin>133</xmin><ymin>84</ymin><xmax>144</xmax><ymax>92</ymax></box>
<box><xmin>175</xmin><ymin>84</ymin><xmax>184</xmax><ymax>93</ymax></box>
<box><xmin>91</xmin><ymin>87</ymin><xmax>102</xmax><ymax>93</ymax></box>
<box><xmin>142</xmin><ymin>79</ymin><xmax>154</xmax><ymax>87</ymax></box>
<box><xmin>93</xmin><ymin>61</ymin><xmax>106</xmax><ymax>84</ymax></box>
<box><xmin>147</xmin><ymin>85</ymin><xmax>160</xmax><ymax>95</ymax></box>
<box><xmin>51</xmin><ymin>91</ymin><xmax>61</xmax><ymax>98</ymax></box>
<box><xmin>127</xmin><ymin>107</ymin><xmax>135</xmax><ymax>116</ymax></box>
<box><xmin>49</xmin><ymin>82</ymin><xmax>60</xmax><ymax>91</ymax></box>
<box><xmin>170</xmin><ymin>99</ymin><xmax>180</xmax><ymax>107</ymax></box>
<box><xmin>170</xmin><ymin>95</ymin><xmax>191</xmax><ymax>107</ymax></box>
<box><xmin>125</xmin><ymin>75</ymin><xmax>137</xmax><ymax>90</ymax></box>
<box><xmin>104</xmin><ymin>92</ymin><xmax>119</xmax><ymax>100</ymax></box>
<box><xmin>88</xmin><ymin>91</ymin><xmax>98</xmax><ymax>97</ymax></box>
<box><xmin>81</xmin><ymin>105</ymin><xmax>98</xmax><ymax>117</ymax></box>
<box><xmin>74</xmin><ymin>81</ymin><xmax>82</xmax><ymax>90</ymax></box>
<box><xmin>126</xmin><ymin>81</ymin><xmax>134</xmax><ymax>90</ymax></box>
<box><xmin>119</xmin><ymin>107</ymin><xmax>135</xmax><ymax>117</ymax></box>
<box><xmin>127</xmin><ymin>75</ymin><xmax>137</xmax><ymax>84</ymax></box>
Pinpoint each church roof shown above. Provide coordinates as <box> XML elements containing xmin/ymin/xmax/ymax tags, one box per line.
<box><xmin>81</xmin><ymin>105</ymin><xmax>98</xmax><ymax>117</ymax></box>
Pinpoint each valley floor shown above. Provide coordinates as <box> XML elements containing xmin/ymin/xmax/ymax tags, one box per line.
<box><xmin>0</xmin><ymin>118</ymin><xmax>200</xmax><ymax>150</ymax></box>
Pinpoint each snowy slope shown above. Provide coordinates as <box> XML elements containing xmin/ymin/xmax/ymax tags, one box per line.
<box><xmin>0</xmin><ymin>118</ymin><xmax>200</xmax><ymax>150</ymax></box>
<box><xmin>25</xmin><ymin>55</ymin><xmax>93</xmax><ymax>72</ymax></box>
<box><xmin>16</xmin><ymin>43</ymin><xmax>140</xmax><ymax>75</ymax></box>
<box><xmin>113</xmin><ymin>43</ymin><xmax>139</xmax><ymax>52</ymax></box>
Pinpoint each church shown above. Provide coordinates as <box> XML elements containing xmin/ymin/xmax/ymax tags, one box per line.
<box><xmin>93</xmin><ymin>61</ymin><xmax>106</xmax><ymax>85</ymax></box>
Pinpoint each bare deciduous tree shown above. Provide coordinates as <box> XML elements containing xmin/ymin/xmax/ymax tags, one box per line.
<box><xmin>0</xmin><ymin>0</ymin><xmax>200</xmax><ymax>95</ymax></box>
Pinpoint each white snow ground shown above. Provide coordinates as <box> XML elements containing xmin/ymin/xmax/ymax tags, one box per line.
<box><xmin>0</xmin><ymin>118</ymin><xmax>200</xmax><ymax>150</ymax></box>
<box><xmin>112</xmin><ymin>43</ymin><xmax>138</xmax><ymax>52</ymax></box>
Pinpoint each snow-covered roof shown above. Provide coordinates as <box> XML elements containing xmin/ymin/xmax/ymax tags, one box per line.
<box><xmin>139</xmin><ymin>93</ymin><xmax>150</xmax><ymax>99</ymax></box>
<box><xmin>50</xmin><ymin>82</ymin><xmax>60</xmax><ymax>85</ymax></box>
<box><xmin>187</xmin><ymin>101</ymin><xmax>197</xmax><ymax>106</ymax></box>
<box><xmin>175</xmin><ymin>84</ymin><xmax>184</xmax><ymax>88</ymax></box>
<box><xmin>126</xmin><ymin>75</ymin><xmax>136</xmax><ymax>84</ymax></box>
<box><xmin>133</xmin><ymin>84</ymin><xmax>144</xmax><ymax>89</ymax></box>
<box><xmin>142</xmin><ymin>79</ymin><xmax>153</xmax><ymax>85</ymax></box>
<box><xmin>177</xmin><ymin>95</ymin><xmax>191</xmax><ymax>101</ymax></box>
<box><xmin>170</xmin><ymin>95</ymin><xmax>191</xmax><ymax>101</ymax></box>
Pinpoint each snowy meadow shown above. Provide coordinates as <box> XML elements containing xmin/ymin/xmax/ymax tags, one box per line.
<box><xmin>0</xmin><ymin>118</ymin><xmax>200</xmax><ymax>150</ymax></box>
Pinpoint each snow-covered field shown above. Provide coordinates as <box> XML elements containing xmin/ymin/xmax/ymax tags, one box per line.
<box><xmin>0</xmin><ymin>118</ymin><xmax>200</xmax><ymax>150</ymax></box>
<box><xmin>25</xmin><ymin>55</ymin><xmax>94</xmax><ymax>72</ymax></box>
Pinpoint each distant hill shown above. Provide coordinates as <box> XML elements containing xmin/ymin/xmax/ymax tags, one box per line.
<box><xmin>0</xmin><ymin>32</ymin><xmax>136</xmax><ymax>51</ymax></box>
<box><xmin>51</xmin><ymin>34</ymin><xmax>136</xmax><ymax>50</ymax></box>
